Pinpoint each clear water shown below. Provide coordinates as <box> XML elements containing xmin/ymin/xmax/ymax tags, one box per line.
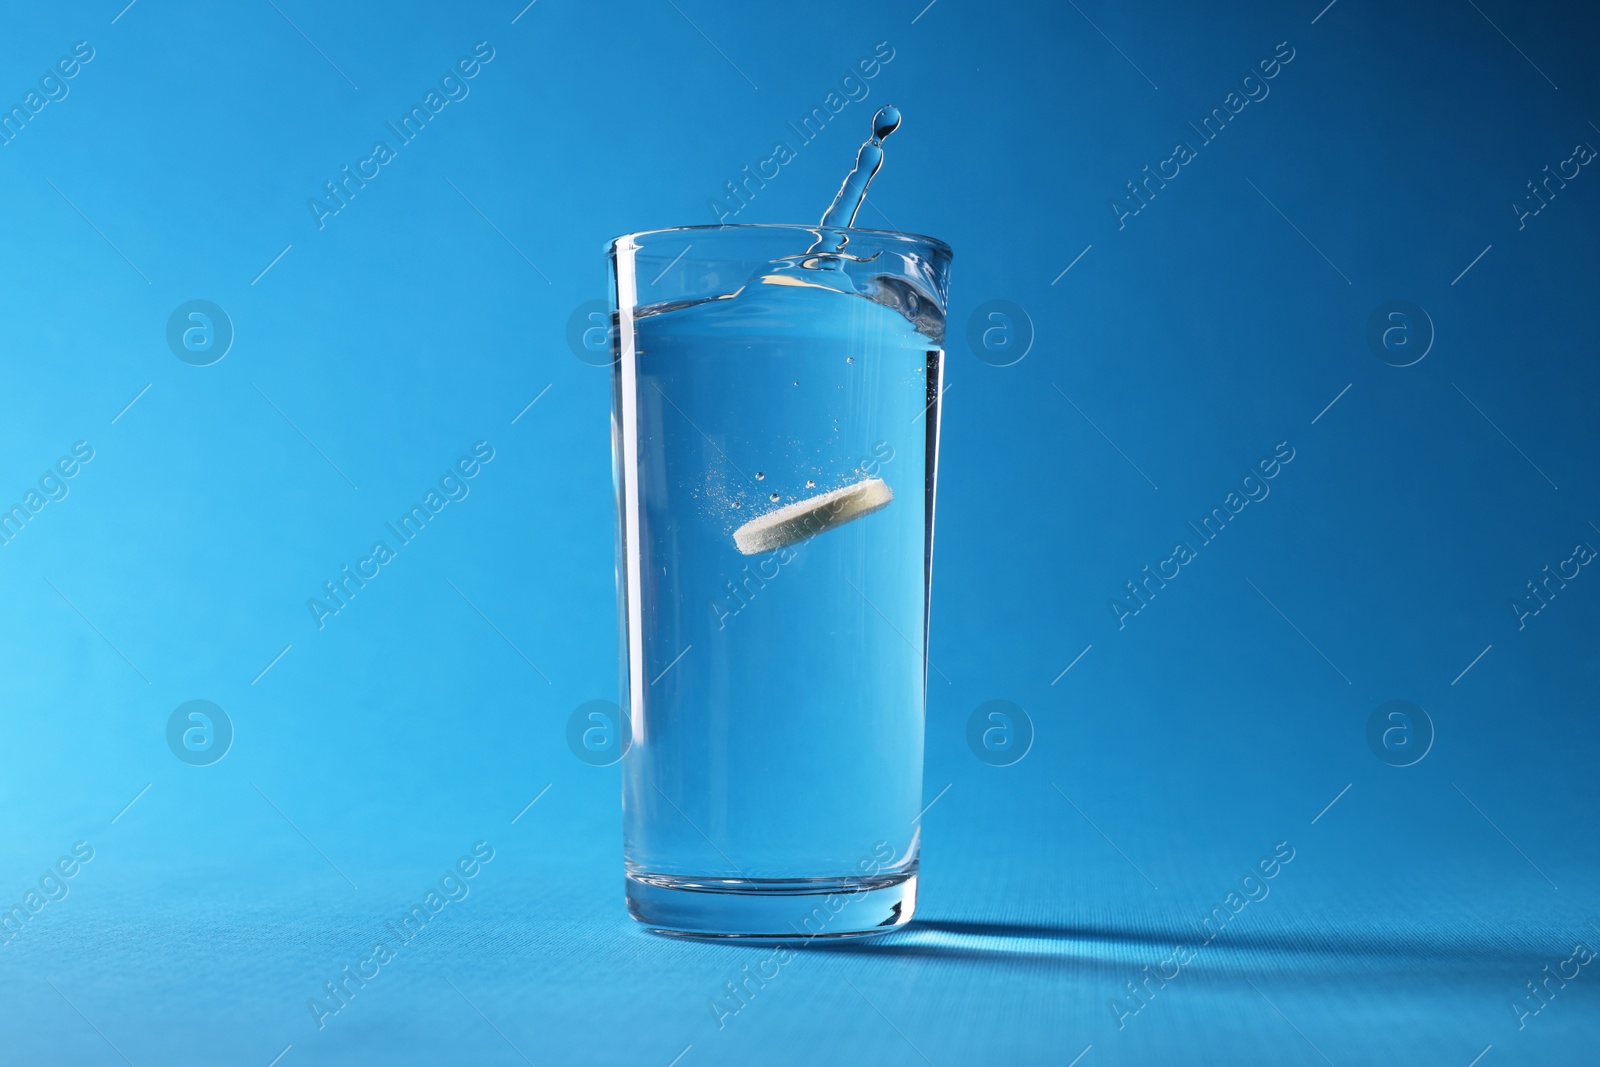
<box><xmin>622</xmin><ymin>278</ymin><xmax>940</xmax><ymax>881</ymax></box>
<box><xmin>816</xmin><ymin>104</ymin><xmax>901</xmax><ymax>244</ymax></box>
<box><xmin>618</xmin><ymin>104</ymin><xmax>942</xmax><ymax>891</ymax></box>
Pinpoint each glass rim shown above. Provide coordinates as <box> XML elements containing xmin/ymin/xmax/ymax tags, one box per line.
<box><xmin>610</xmin><ymin>223</ymin><xmax>951</xmax><ymax>258</ymax></box>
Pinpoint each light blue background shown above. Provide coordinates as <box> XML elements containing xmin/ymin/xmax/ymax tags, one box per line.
<box><xmin>1</xmin><ymin>0</ymin><xmax>1596</xmax><ymax>1063</ymax></box>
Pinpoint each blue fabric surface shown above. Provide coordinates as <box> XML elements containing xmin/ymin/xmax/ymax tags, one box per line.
<box><xmin>4</xmin><ymin>756</ymin><xmax>1595</xmax><ymax>1064</ymax></box>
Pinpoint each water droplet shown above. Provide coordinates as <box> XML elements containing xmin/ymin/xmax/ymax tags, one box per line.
<box><xmin>846</xmin><ymin>356</ymin><xmax>855</xmax><ymax>364</ymax></box>
<box><xmin>769</xmin><ymin>493</ymin><xmax>780</xmax><ymax>502</ymax></box>
<box><xmin>755</xmin><ymin>472</ymin><xmax>765</xmax><ymax>480</ymax></box>
<box><xmin>817</xmin><ymin>105</ymin><xmax>902</xmax><ymax>234</ymax></box>
<box><xmin>806</xmin><ymin>480</ymin><xmax>816</xmax><ymax>488</ymax></box>
<box><xmin>872</xmin><ymin>104</ymin><xmax>902</xmax><ymax>141</ymax></box>
<box><xmin>731</xmin><ymin>501</ymin><xmax>741</xmax><ymax>509</ymax></box>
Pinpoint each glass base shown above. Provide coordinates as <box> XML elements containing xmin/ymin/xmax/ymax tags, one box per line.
<box><xmin>625</xmin><ymin>870</ymin><xmax>917</xmax><ymax>940</ymax></box>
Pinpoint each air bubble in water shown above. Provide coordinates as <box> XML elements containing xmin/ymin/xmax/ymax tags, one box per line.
<box><xmin>769</xmin><ymin>493</ymin><xmax>780</xmax><ymax>502</ymax></box>
<box><xmin>847</xmin><ymin>357</ymin><xmax>855</xmax><ymax>364</ymax></box>
<box><xmin>755</xmin><ymin>472</ymin><xmax>765</xmax><ymax>480</ymax></box>
<box><xmin>731</xmin><ymin>501</ymin><xmax>741</xmax><ymax>509</ymax></box>
<box><xmin>806</xmin><ymin>479</ymin><xmax>816</xmax><ymax>488</ymax></box>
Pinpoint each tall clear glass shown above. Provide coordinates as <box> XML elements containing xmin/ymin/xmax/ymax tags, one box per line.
<box><xmin>609</xmin><ymin>224</ymin><xmax>951</xmax><ymax>938</ymax></box>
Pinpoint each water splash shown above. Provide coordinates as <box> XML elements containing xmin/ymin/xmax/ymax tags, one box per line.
<box><xmin>820</xmin><ymin>105</ymin><xmax>901</xmax><ymax>230</ymax></box>
<box><xmin>716</xmin><ymin>104</ymin><xmax>941</xmax><ymax>341</ymax></box>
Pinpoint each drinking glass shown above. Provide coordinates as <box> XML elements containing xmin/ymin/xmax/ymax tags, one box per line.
<box><xmin>609</xmin><ymin>224</ymin><xmax>950</xmax><ymax>937</ymax></box>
